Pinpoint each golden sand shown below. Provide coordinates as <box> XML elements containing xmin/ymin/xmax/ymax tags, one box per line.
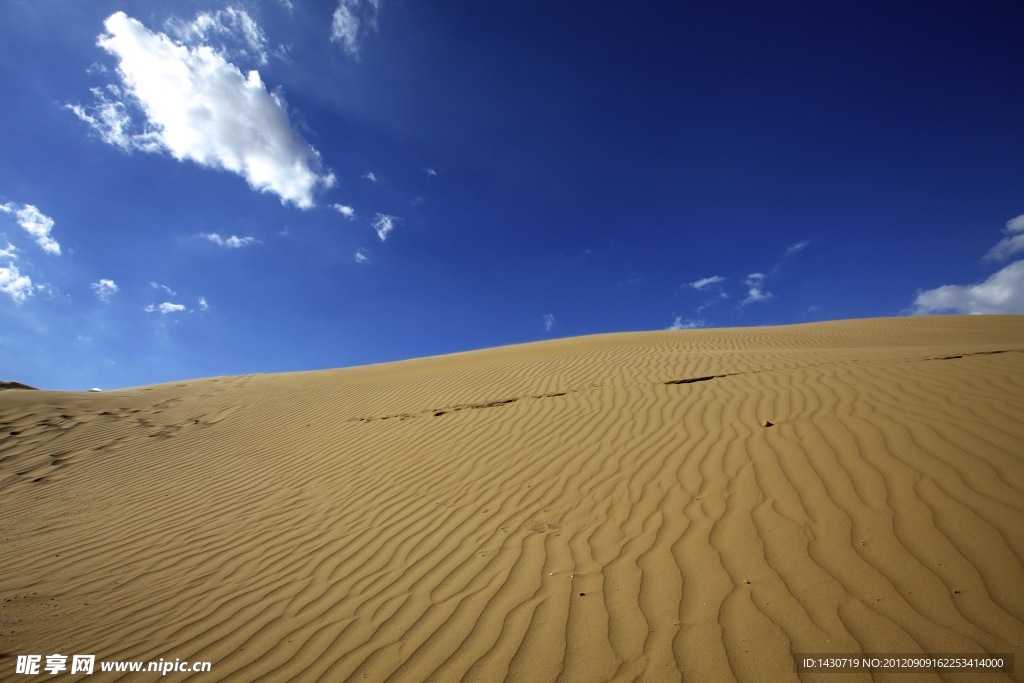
<box><xmin>2</xmin><ymin>315</ymin><xmax>1023</xmax><ymax>681</ymax></box>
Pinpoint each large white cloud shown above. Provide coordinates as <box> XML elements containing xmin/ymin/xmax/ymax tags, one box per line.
<box><xmin>68</xmin><ymin>11</ymin><xmax>334</xmax><ymax>209</ymax></box>
<box><xmin>913</xmin><ymin>261</ymin><xmax>1024</xmax><ymax>314</ymax></box>
<box><xmin>0</xmin><ymin>203</ymin><xmax>60</xmax><ymax>255</ymax></box>
<box><xmin>913</xmin><ymin>214</ymin><xmax>1024</xmax><ymax>315</ymax></box>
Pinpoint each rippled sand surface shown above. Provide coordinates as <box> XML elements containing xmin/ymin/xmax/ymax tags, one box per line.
<box><xmin>2</xmin><ymin>315</ymin><xmax>1023</xmax><ymax>681</ymax></box>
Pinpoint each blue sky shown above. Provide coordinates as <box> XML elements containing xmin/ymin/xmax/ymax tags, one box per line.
<box><xmin>1</xmin><ymin>1</ymin><xmax>1022</xmax><ymax>390</ymax></box>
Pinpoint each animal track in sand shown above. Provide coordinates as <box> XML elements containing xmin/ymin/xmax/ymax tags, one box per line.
<box><xmin>349</xmin><ymin>391</ymin><xmax>575</xmax><ymax>423</ymax></box>
<box><xmin>663</xmin><ymin>375</ymin><xmax>727</xmax><ymax>385</ymax></box>
<box><xmin>925</xmin><ymin>348</ymin><xmax>1023</xmax><ymax>361</ymax></box>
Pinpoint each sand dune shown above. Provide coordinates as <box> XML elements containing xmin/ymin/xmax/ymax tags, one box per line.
<box><xmin>2</xmin><ymin>315</ymin><xmax>1023</xmax><ymax>682</ymax></box>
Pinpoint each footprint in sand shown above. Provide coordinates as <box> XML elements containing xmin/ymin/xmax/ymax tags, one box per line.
<box><xmin>525</xmin><ymin>521</ymin><xmax>561</xmax><ymax>534</ymax></box>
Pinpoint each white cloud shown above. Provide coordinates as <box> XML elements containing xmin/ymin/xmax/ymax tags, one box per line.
<box><xmin>0</xmin><ymin>203</ymin><xmax>61</xmax><ymax>255</ymax></box>
<box><xmin>91</xmin><ymin>278</ymin><xmax>119</xmax><ymax>301</ymax></box>
<box><xmin>331</xmin><ymin>4</ymin><xmax>359</xmax><ymax>55</ymax></box>
<box><xmin>167</xmin><ymin>6</ymin><xmax>268</xmax><ymax>65</ymax></box>
<box><xmin>68</xmin><ymin>11</ymin><xmax>334</xmax><ymax>209</ymax></box>
<box><xmin>913</xmin><ymin>260</ymin><xmax>1024</xmax><ymax>315</ymax></box>
<box><xmin>201</xmin><ymin>232</ymin><xmax>258</xmax><ymax>248</ymax></box>
<box><xmin>362</xmin><ymin>171</ymin><xmax>378</xmax><ymax>182</ymax></box>
<box><xmin>689</xmin><ymin>275</ymin><xmax>724</xmax><ymax>290</ymax></box>
<box><xmin>65</xmin><ymin>89</ymin><xmax>141</xmax><ymax>153</ymax></box>
<box><xmin>543</xmin><ymin>313</ymin><xmax>556</xmax><ymax>332</ymax></box>
<box><xmin>668</xmin><ymin>316</ymin><xmax>705</xmax><ymax>330</ymax></box>
<box><xmin>331</xmin><ymin>0</ymin><xmax>381</xmax><ymax>57</ymax></box>
<box><xmin>198</xmin><ymin>296</ymin><xmax>209</xmax><ymax>311</ymax></box>
<box><xmin>745</xmin><ymin>273</ymin><xmax>766</xmax><ymax>286</ymax></box>
<box><xmin>913</xmin><ymin>214</ymin><xmax>1024</xmax><ymax>314</ymax></box>
<box><xmin>332</xmin><ymin>203</ymin><xmax>356</xmax><ymax>219</ymax></box>
<box><xmin>742</xmin><ymin>272</ymin><xmax>773</xmax><ymax>305</ymax></box>
<box><xmin>372</xmin><ymin>213</ymin><xmax>401</xmax><ymax>241</ymax></box>
<box><xmin>354</xmin><ymin>247</ymin><xmax>369</xmax><ymax>263</ymax></box>
<box><xmin>985</xmin><ymin>214</ymin><xmax>1024</xmax><ymax>261</ymax></box>
<box><xmin>743</xmin><ymin>288</ymin><xmax>773</xmax><ymax>304</ymax></box>
<box><xmin>0</xmin><ymin>245</ymin><xmax>33</xmax><ymax>303</ymax></box>
<box><xmin>696</xmin><ymin>291</ymin><xmax>729</xmax><ymax>313</ymax></box>
<box><xmin>150</xmin><ymin>281</ymin><xmax>176</xmax><ymax>295</ymax></box>
<box><xmin>785</xmin><ymin>239</ymin><xmax>811</xmax><ymax>256</ymax></box>
<box><xmin>145</xmin><ymin>302</ymin><xmax>187</xmax><ymax>314</ymax></box>
<box><xmin>424</xmin><ymin>167</ymin><xmax>438</xmax><ymax>177</ymax></box>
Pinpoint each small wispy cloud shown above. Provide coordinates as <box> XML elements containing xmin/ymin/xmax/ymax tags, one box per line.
<box><xmin>150</xmin><ymin>281</ymin><xmax>176</xmax><ymax>296</ymax></box>
<box><xmin>668</xmin><ymin>316</ymin><xmax>705</xmax><ymax>330</ymax></box>
<box><xmin>543</xmin><ymin>313</ymin><xmax>556</xmax><ymax>332</ymax></box>
<box><xmin>201</xmin><ymin>232</ymin><xmax>258</xmax><ymax>248</ymax></box>
<box><xmin>145</xmin><ymin>302</ymin><xmax>186</xmax><ymax>314</ymax></box>
<box><xmin>689</xmin><ymin>275</ymin><xmax>724</xmax><ymax>290</ymax></box>
<box><xmin>619</xmin><ymin>271</ymin><xmax>642</xmax><ymax>287</ymax></box>
<box><xmin>65</xmin><ymin>87</ymin><xmax>139</xmax><ymax>153</ymax></box>
<box><xmin>0</xmin><ymin>244</ymin><xmax>33</xmax><ymax>303</ymax></box>
<box><xmin>372</xmin><ymin>213</ymin><xmax>401</xmax><ymax>241</ymax></box>
<box><xmin>742</xmin><ymin>272</ymin><xmax>773</xmax><ymax>305</ymax></box>
<box><xmin>985</xmin><ymin>215</ymin><xmax>1024</xmax><ymax>261</ymax></box>
<box><xmin>331</xmin><ymin>204</ymin><xmax>356</xmax><ymax>219</ymax></box>
<box><xmin>424</xmin><ymin>167</ymin><xmax>438</xmax><ymax>177</ymax></box>
<box><xmin>198</xmin><ymin>296</ymin><xmax>209</xmax><ymax>311</ymax></box>
<box><xmin>0</xmin><ymin>203</ymin><xmax>61</xmax><ymax>255</ymax></box>
<box><xmin>362</xmin><ymin>171</ymin><xmax>378</xmax><ymax>182</ymax></box>
<box><xmin>90</xmin><ymin>278</ymin><xmax>119</xmax><ymax>302</ymax></box>
<box><xmin>330</xmin><ymin>0</ymin><xmax>382</xmax><ymax>57</ymax></box>
<box><xmin>354</xmin><ymin>247</ymin><xmax>369</xmax><ymax>263</ymax></box>
<box><xmin>166</xmin><ymin>6</ymin><xmax>269</xmax><ymax>65</ymax></box>
<box><xmin>696</xmin><ymin>290</ymin><xmax>729</xmax><ymax>313</ymax></box>
<box><xmin>785</xmin><ymin>239</ymin><xmax>811</xmax><ymax>257</ymax></box>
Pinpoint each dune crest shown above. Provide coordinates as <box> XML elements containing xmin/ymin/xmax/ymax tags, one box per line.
<box><xmin>2</xmin><ymin>316</ymin><xmax>1023</xmax><ymax>681</ymax></box>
